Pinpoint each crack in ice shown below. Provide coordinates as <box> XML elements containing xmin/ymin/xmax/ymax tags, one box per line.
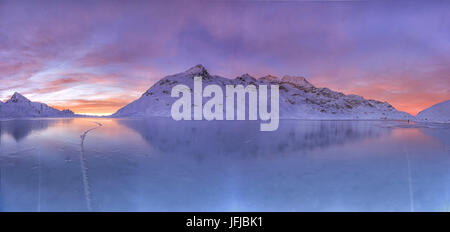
<box><xmin>37</xmin><ymin>150</ymin><xmax>41</xmax><ymax>212</ymax></box>
<box><xmin>79</xmin><ymin>121</ymin><xmax>102</xmax><ymax>212</ymax></box>
<box><xmin>404</xmin><ymin>148</ymin><xmax>414</xmax><ymax>212</ymax></box>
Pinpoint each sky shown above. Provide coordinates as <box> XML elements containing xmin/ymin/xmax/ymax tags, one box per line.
<box><xmin>0</xmin><ymin>0</ymin><xmax>449</xmax><ymax>116</ymax></box>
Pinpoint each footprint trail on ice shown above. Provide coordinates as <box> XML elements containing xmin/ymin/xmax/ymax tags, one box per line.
<box><xmin>79</xmin><ymin>122</ymin><xmax>102</xmax><ymax>211</ymax></box>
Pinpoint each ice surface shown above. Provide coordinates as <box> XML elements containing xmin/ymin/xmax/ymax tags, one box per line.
<box><xmin>0</xmin><ymin>118</ymin><xmax>449</xmax><ymax>211</ymax></box>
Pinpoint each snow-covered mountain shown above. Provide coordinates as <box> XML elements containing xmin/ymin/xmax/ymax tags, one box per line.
<box><xmin>113</xmin><ymin>64</ymin><xmax>413</xmax><ymax>120</ymax></box>
<box><xmin>416</xmin><ymin>100</ymin><xmax>450</xmax><ymax>123</ymax></box>
<box><xmin>0</xmin><ymin>92</ymin><xmax>75</xmax><ymax>118</ymax></box>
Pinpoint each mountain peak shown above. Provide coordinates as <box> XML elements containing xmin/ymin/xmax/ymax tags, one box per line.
<box><xmin>184</xmin><ymin>64</ymin><xmax>209</xmax><ymax>77</ymax></box>
<box><xmin>259</xmin><ymin>75</ymin><xmax>280</xmax><ymax>82</ymax></box>
<box><xmin>113</xmin><ymin>66</ymin><xmax>413</xmax><ymax>120</ymax></box>
<box><xmin>235</xmin><ymin>73</ymin><xmax>256</xmax><ymax>82</ymax></box>
<box><xmin>0</xmin><ymin>92</ymin><xmax>76</xmax><ymax>118</ymax></box>
<box><xmin>7</xmin><ymin>92</ymin><xmax>31</xmax><ymax>103</ymax></box>
<box><xmin>281</xmin><ymin>75</ymin><xmax>314</xmax><ymax>88</ymax></box>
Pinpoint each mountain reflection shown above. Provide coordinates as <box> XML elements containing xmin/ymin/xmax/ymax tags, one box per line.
<box><xmin>118</xmin><ymin>118</ymin><xmax>390</xmax><ymax>157</ymax></box>
<box><xmin>0</xmin><ymin>119</ymin><xmax>66</xmax><ymax>141</ymax></box>
<box><xmin>419</xmin><ymin>123</ymin><xmax>450</xmax><ymax>148</ymax></box>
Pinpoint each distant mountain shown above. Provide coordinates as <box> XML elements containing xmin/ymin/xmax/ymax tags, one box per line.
<box><xmin>0</xmin><ymin>92</ymin><xmax>75</xmax><ymax>118</ymax></box>
<box><xmin>416</xmin><ymin>100</ymin><xmax>450</xmax><ymax>123</ymax></box>
<box><xmin>113</xmin><ymin>64</ymin><xmax>413</xmax><ymax>120</ymax></box>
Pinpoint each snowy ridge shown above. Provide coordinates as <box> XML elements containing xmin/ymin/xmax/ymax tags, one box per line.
<box><xmin>416</xmin><ymin>100</ymin><xmax>450</xmax><ymax>123</ymax></box>
<box><xmin>0</xmin><ymin>92</ymin><xmax>75</xmax><ymax>118</ymax></box>
<box><xmin>113</xmin><ymin>64</ymin><xmax>414</xmax><ymax>120</ymax></box>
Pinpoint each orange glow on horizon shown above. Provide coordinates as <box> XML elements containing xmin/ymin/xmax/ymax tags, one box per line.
<box><xmin>50</xmin><ymin>97</ymin><xmax>133</xmax><ymax>116</ymax></box>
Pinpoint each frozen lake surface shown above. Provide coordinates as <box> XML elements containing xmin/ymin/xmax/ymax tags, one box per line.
<box><xmin>0</xmin><ymin>118</ymin><xmax>449</xmax><ymax>211</ymax></box>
